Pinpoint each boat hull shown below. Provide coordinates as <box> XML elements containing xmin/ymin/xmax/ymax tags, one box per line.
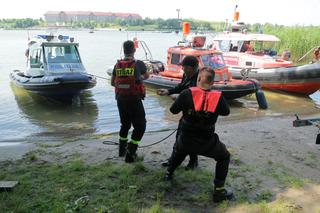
<box><xmin>229</xmin><ymin>63</ymin><xmax>320</xmax><ymax>95</ymax></box>
<box><xmin>10</xmin><ymin>70</ymin><xmax>96</xmax><ymax>101</ymax></box>
<box><xmin>144</xmin><ymin>74</ymin><xmax>257</xmax><ymax>100</ymax></box>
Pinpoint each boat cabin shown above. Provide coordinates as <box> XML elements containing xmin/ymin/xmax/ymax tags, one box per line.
<box><xmin>26</xmin><ymin>35</ymin><xmax>85</xmax><ymax>76</ymax></box>
<box><xmin>212</xmin><ymin>32</ymin><xmax>293</xmax><ymax>69</ymax></box>
<box><xmin>212</xmin><ymin>33</ymin><xmax>281</xmax><ymax>55</ymax></box>
<box><xmin>160</xmin><ymin>37</ymin><xmax>232</xmax><ymax>82</ymax></box>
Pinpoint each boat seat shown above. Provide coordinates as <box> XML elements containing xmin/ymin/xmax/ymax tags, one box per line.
<box><xmin>231</xmin><ymin>46</ymin><xmax>238</xmax><ymax>51</ymax></box>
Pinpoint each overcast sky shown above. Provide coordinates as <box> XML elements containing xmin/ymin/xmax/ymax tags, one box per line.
<box><xmin>1</xmin><ymin>0</ymin><xmax>319</xmax><ymax>26</ymax></box>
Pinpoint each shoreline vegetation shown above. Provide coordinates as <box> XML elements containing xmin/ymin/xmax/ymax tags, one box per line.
<box><xmin>1</xmin><ymin>18</ymin><xmax>320</xmax><ymax>63</ymax></box>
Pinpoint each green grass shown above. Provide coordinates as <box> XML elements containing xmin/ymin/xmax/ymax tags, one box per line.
<box><xmin>0</xmin><ymin>158</ymin><xmax>216</xmax><ymax>212</ymax></box>
<box><xmin>262</xmin><ymin>25</ymin><xmax>320</xmax><ymax>63</ymax></box>
<box><xmin>0</xmin><ymin>151</ymin><xmax>316</xmax><ymax>212</ymax></box>
<box><xmin>262</xmin><ymin>163</ymin><xmax>308</xmax><ymax>188</ymax></box>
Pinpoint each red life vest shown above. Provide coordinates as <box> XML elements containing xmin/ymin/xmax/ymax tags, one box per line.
<box><xmin>190</xmin><ymin>87</ymin><xmax>221</xmax><ymax>113</ymax></box>
<box><xmin>114</xmin><ymin>59</ymin><xmax>145</xmax><ymax>97</ymax></box>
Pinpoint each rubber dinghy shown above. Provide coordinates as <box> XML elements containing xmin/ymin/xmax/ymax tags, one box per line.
<box><xmin>143</xmin><ymin>35</ymin><xmax>268</xmax><ymax>109</ymax></box>
<box><xmin>229</xmin><ymin>63</ymin><xmax>320</xmax><ymax>95</ymax></box>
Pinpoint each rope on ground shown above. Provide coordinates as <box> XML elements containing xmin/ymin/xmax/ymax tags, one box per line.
<box><xmin>139</xmin><ymin>129</ymin><xmax>177</xmax><ymax>148</ymax></box>
<box><xmin>86</xmin><ymin>73</ymin><xmax>110</xmax><ymax>80</ymax></box>
<box><xmin>102</xmin><ymin>129</ymin><xmax>177</xmax><ymax>148</ymax></box>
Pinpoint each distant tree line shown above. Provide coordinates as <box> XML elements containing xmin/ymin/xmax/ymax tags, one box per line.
<box><xmin>0</xmin><ymin>17</ymin><xmax>217</xmax><ymax>31</ymax></box>
<box><xmin>0</xmin><ymin>18</ymin><xmax>44</xmax><ymax>28</ymax></box>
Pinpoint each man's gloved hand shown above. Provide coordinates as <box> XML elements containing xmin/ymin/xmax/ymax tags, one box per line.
<box><xmin>157</xmin><ymin>89</ymin><xmax>169</xmax><ymax>96</ymax></box>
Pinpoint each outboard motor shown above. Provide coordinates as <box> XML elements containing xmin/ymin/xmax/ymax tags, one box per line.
<box><xmin>144</xmin><ymin>60</ymin><xmax>165</xmax><ymax>74</ymax></box>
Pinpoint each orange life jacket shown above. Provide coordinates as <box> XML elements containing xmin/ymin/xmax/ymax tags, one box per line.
<box><xmin>190</xmin><ymin>87</ymin><xmax>221</xmax><ymax>113</ymax></box>
<box><xmin>114</xmin><ymin>59</ymin><xmax>145</xmax><ymax>97</ymax></box>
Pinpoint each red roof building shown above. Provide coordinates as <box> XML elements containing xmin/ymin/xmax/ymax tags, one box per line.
<box><xmin>44</xmin><ymin>11</ymin><xmax>142</xmax><ymax>23</ymax></box>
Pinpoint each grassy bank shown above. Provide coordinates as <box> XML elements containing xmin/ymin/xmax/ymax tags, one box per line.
<box><xmin>0</xmin><ymin>147</ymin><xmax>315</xmax><ymax>212</ymax></box>
<box><xmin>263</xmin><ymin>25</ymin><xmax>320</xmax><ymax>63</ymax></box>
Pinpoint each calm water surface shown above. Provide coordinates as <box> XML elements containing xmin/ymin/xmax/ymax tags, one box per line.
<box><xmin>0</xmin><ymin>30</ymin><xmax>319</xmax><ymax>143</ymax></box>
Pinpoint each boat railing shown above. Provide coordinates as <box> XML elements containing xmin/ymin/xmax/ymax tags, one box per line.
<box><xmin>119</xmin><ymin>39</ymin><xmax>153</xmax><ymax>61</ymax></box>
<box><xmin>138</xmin><ymin>40</ymin><xmax>153</xmax><ymax>61</ymax></box>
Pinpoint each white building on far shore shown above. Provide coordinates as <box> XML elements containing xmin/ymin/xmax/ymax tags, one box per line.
<box><xmin>44</xmin><ymin>11</ymin><xmax>142</xmax><ymax>24</ymax></box>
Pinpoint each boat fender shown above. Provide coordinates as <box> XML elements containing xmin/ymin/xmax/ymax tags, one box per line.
<box><xmin>255</xmin><ymin>89</ymin><xmax>268</xmax><ymax>109</ymax></box>
<box><xmin>247</xmin><ymin>78</ymin><xmax>268</xmax><ymax>109</ymax></box>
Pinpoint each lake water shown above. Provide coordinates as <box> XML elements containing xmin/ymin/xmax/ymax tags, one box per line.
<box><xmin>0</xmin><ymin>29</ymin><xmax>319</xmax><ymax>144</ymax></box>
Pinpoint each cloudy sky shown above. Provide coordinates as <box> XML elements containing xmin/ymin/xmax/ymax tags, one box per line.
<box><xmin>1</xmin><ymin>0</ymin><xmax>319</xmax><ymax>26</ymax></box>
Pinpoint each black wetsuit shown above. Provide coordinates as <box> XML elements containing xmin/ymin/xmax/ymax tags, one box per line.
<box><xmin>167</xmin><ymin>88</ymin><xmax>231</xmax><ymax>187</ymax></box>
<box><xmin>167</xmin><ymin>71</ymin><xmax>199</xmax><ymax>165</ymax></box>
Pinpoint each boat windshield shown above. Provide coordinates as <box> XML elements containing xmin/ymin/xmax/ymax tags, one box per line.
<box><xmin>201</xmin><ymin>54</ymin><xmax>225</xmax><ymax>69</ymax></box>
<box><xmin>44</xmin><ymin>45</ymin><xmax>81</xmax><ymax>63</ymax></box>
<box><xmin>219</xmin><ymin>40</ymin><xmax>278</xmax><ymax>56</ymax></box>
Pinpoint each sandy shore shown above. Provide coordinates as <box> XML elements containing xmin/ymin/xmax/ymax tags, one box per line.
<box><xmin>5</xmin><ymin>115</ymin><xmax>319</xmax><ymax>167</ymax></box>
<box><xmin>1</xmin><ymin>115</ymin><xmax>320</xmax><ymax>212</ymax></box>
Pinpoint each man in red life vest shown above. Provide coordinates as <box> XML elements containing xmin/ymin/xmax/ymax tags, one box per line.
<box><xmin>111</xmin><ymin>40</ymin><xmax>149</xmax><ymax>162</ymax></box>
<box><xmin>157</xmin><ymin>56</ymin><xmax>200</xmax><ymax>170</ymax></box>
<box><xmin>164</xmin><ymin>67</ymin><xmax>234</xmax><ymax>203</ymax></box>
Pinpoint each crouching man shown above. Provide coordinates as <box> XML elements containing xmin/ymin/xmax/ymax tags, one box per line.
<box><xmin>164</xmin><ymin>67</ymin><xmax>234</xmax><ymax>203</ymax></box>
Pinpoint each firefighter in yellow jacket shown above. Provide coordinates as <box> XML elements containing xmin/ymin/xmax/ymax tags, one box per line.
<box><xmin>111</xmin><ymin>40</ymin><xmax>149</xmax><ymax>162</ymax></box>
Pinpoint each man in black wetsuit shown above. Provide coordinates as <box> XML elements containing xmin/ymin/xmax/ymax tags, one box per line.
<box><xmin>157</xmin><ymin>56</ymin><xmax>199</xmax><ymax>170</ymax></box>
<box><xmin>111</xmin><ymin>40</ymin><xmax>149</xmax><ymax>163</ymax></box>
<box><xmin>164</xmin><ymin>67</ymin><xmax>234</xmax><ymax>203</ymax></box>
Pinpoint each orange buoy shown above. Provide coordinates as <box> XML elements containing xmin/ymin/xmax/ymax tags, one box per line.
<box><xmin>133</xmin><ymin>37</ymin><xmax>138</xmax><ymax>48</ymax></box>
<box><xmin>182</xmin><ymin>22</ymin><xmax>190</xmax><ymax>35</ymax></box>
<box><xmin>234</xmin><ymin>11</ymin><xmax>240</xmax><ymax>21</ymax></box>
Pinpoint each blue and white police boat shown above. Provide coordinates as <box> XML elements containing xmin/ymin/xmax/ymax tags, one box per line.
<box><xmin>10</xmin><ymin>34</ymin><xmax>96</xmax><ymax>101</ymax></box>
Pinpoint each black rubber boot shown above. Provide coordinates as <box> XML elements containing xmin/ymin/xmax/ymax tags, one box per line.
<box><xmin>163</xmin><ymin>171</ymin><xmax>173</xmax><ymax>181</ymax></box>
<box><xmin>118</xmin><ymin>139</ymin><xmax>128</xmax><ymax>157</ymax></box>
<box><xmin>185</xmin><ymin>157</ymin><xmax>198</xmax><ymax>170</ymax></box>
<box><xmin>213</xmin><ymin>188</ymin><xmax>235</xmax><ymax>203</ymax></box>
<box><xmin>125</xmin><ymin>142</ymin><xmax>138</xmax><ymax>163</ymax></box>
<box><xmin>161</xmin><ymin>158</ymin><xmax>170</xmax><ymax>167</ymax></box>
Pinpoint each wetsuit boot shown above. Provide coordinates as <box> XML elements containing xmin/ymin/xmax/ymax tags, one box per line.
<box><xmin>185</xmin><ymin>155</ymin><xmax>198</xmax><ymax>170</ymax></box>
<box><xmin>161</xmin><ymin>158</ymin><xmax>170</xmax><ymax>167</ymax></box>
<box><xmin>163</xmin><ymin>170</ymin><xmax>173</xmax><ymax>181</ymax></box>
<box><xmin>125</xmin><ymin>142</ymin><xmax>138</xmax><ymax>163</ymax></box>
<box><xmin>213</xmin><ymin>186</ymin><xmax>235</xmax><ymax>203</ymax></box>
<box><xmin>118</xmin><ymin>139</ymin><xmax>128</xmax><ymax>157</ymax></box>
